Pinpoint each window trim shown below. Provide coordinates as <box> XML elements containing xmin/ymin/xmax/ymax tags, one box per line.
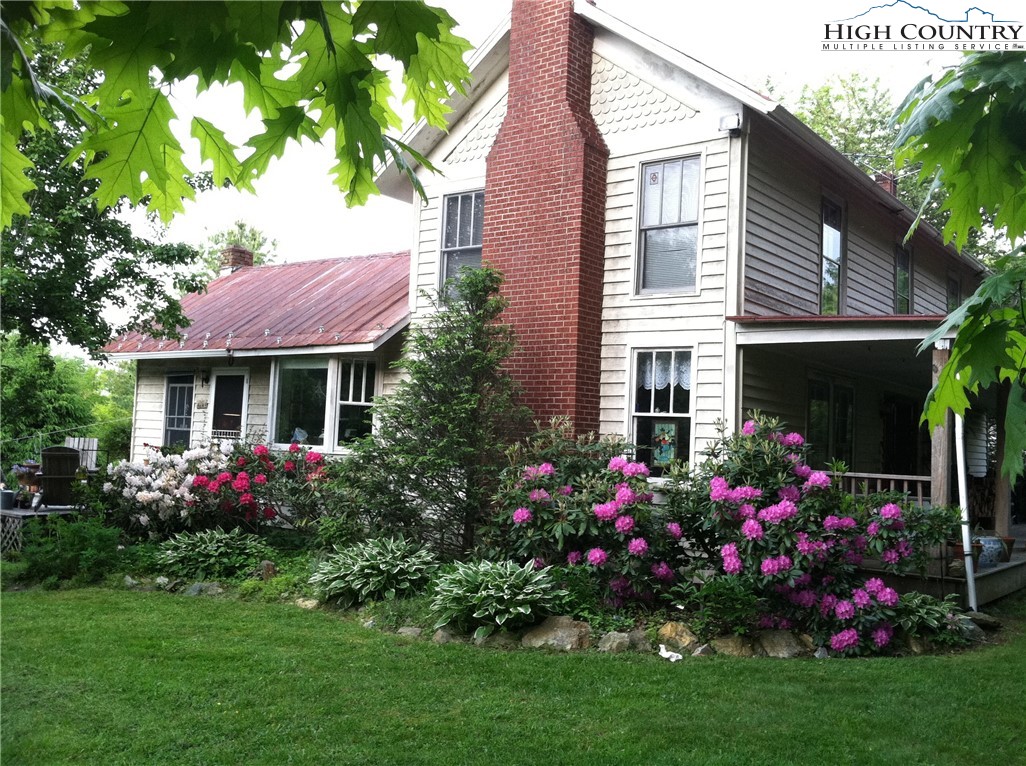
<box><xmin>439</xmin><ymin>189</ymin><xmax>484</xmax><ymax>287</ymax></box>
<box><xmin>268</xmin><ymin>355</ymin><xmax>379</xmax><ymax>453</ymax></box>
<box><xmin>806</xmin><ymin>373</ymin><xmax>856</xmax><ymax>469</ymax></box>
<box><xmin>819</xmin><ymin>196</ymin><xmax>846</xmax><ymax>315</ymax></box>
<box><xmin>163</xmin><ymin>372</ymin><xmax>195</xmax><ymax>449</ymax></box>
<box><xmin>894</xmin><ymin>244</ymin><xmax>912</xmax><ymax>315</ymax></box>
<box><xmin>207</xmin><ymin>367</ymin><xmax>250</xmax><ymax>444</ymax></box>
<box><xmin>629</xmin><ymin>347</ymin><xmax>694</xmax><ymax>474</ymax></box>
<box><xmin>635</xmin><ymin>153</ymin><xmax>704</xmax><ymax>297</ymax></box>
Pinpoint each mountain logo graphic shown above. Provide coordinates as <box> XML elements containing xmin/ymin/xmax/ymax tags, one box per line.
<box><xmin>835</xmin><ymin>1</ymin><xmax>1017</xmax><ymax>24</ymax></box>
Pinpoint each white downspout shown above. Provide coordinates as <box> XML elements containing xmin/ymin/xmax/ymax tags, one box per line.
<box><xmin>955</xmin><ymin>413</ymin><xmax>978</xmax><ymax>611</ymax></box>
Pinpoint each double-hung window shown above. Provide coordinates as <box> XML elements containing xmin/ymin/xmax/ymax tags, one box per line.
<box><xmin>163</xmin><ymin>373</ymin><xmax>194</xmax><ymax>448</ymax></box>
<box><xmin>894</xmin><ymin>244</ymin><xmax>912</xmax><ymax>314</ymax></box>
<box><xmin>633</xmin><ymin>349</ymin><xmax>692</xmax><ymax>476</ymax></box>
<box><xmin>946</xmin><ymin>275</ymin><xmax>961</xmax><ymax>314</ymax></box>
<box><xmin>441</xmin><ymin>190</ymin><xmax>484</xmax><ymax>284</ymax></box>
<box><xmin>639</xmin><ymin>157</ymin><xmax>700</xmax><ymax>293</ymax></box>
<box><xmin>272</xmin><ymin>357</ymin><xmax>376</xmax><ymax>449</ymax></box>
<box><xmin>821</xmin><ymin>199</ymin><xmax>845</xmax><ymax>315</ymax></box>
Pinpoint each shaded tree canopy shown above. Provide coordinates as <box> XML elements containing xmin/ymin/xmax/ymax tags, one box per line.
<box><xmin>196</xmin><ymin>220</ymin><xmax>280</xmax><ymax>280</ymax></box>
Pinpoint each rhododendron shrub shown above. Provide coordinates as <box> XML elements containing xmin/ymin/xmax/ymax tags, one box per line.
<box><xmin>663</xmin><ymin>415</ymin><xmax>961</xmax><ymax>655</ymax></box>
<box><xmin>103</xmin><ymin>441</ymin><xmax>336</xmax><ymax>539</ymax></box>
<box><xmin>482</xmin><ymin>419</ymin><xmax>676</xmax><ymax>605</ymax></box>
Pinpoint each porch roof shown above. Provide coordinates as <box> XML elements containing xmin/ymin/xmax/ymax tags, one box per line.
<box><xmin>105</xmin><ymin>252</ymin><xmax>411</xmax><ymax>360</ymax></box>
<box><xmin>728</xmin><ymin>314</ymin><xmax>951</xmax><ymax>346</ymax></box>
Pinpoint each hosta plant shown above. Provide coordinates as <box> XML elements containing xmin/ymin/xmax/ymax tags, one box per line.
<box><xmin>431</xmin><ymin>560</ymin><xmax>569</xmax><ymax>640</ymax></box>
<box><xmin>156</xmin><ymin>527</ymin><xmax>272</xmax><ymax>581</ymax></box>
<box><xmin>308</xmin><ymin>537</ymin><xmax>439</xmax><ymax>608</ymax></box>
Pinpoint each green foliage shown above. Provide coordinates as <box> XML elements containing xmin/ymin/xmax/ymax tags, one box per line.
<box><xmin>1</xmin><ymin>1</ymin><xmax>472</xmax><ymax>227</ymax></box>
<box><xmin>668</xmin><ymin>577</ymin><xmax>765</xmax><ymax>640</ymax></box>
<box><xmin>342</xmin><ymin>267</ymin><xmax>531</xmax><ymax>557</ymax></box>
<box><xmin>894</xmin><ymin>592</ymin><xmax>972</xmax><ymax>648</ymax></box>
<box><xmin>359</xmin><ymin>593</ymin><xmax>436</xmax><ymax>632</ymax></box>
<box><xmin>430</xmin><ymin>560</ymin><xmax>569</xmax><ymax>640</ymax></box>
<box><xmin>156</xmin><ymin>527</ymin><xmax>273</xmax><ymax>581</ymax></box>
<box><xmin>195</xmin><ymin>220</ymin><xmax>279</xmax><ymax>281</ymax></box>
<box><xmin>308</xmin><ymin>537</ymin><xmax>439</xmax><ymax>608</ymax></box>
<box><xmin>236</xmin><ymin>553</ymin><xmax>316</xmax><ymax>603</ymax></box>
<box><xmin>21</xmin><ymin>514</ymin><xmax>122</xmax><ymax>585</ymax></box>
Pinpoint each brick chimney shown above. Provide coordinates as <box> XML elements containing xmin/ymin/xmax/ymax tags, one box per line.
<box><xmin>219</xmin><ymin>244</ymin><xmax>254</xmax><ymax>274</ymax></box>
<box><xmin>483</xmin><ymin>0</ymin><xmax>608</xmax><ymax>434</ymax></box>
<box><xmin>874</xmin><ymin>171</ymin><xmax>898</xmax><ymax>196</ymax></box>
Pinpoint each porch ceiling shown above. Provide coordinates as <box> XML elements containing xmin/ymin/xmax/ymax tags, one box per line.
<box><xmin>754</xmin><ymin>338</ymin><xmax>933</xmax><ymax>389</ymax></box>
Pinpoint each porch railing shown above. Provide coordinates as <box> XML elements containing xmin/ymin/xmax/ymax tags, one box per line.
<box><xmin>830</xmin><ymin>472</ymin><xmax>932</xmax><ymax>507</ymax></box>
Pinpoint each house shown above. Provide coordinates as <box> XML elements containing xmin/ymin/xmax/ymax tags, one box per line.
<box><xmin>108</xmin><ymin>0</ymin><xmax>1003</xmax><ymax>522</ymax></box>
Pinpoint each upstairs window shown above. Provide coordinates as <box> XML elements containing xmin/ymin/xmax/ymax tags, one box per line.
<box><xmin>639</xmin><ymin>157</ymin><xmax>700</xmax><ymax>293</ymax></box>
<box><xmin>821</xmin><ymin>199</ymin><xmax>845</xmax><ymax>315</ymax></box>
<box><xmin>441</xmin><ymin>191</ymin><xmax>484</xmax><ymax>284</ymax></box>
<box><xmin>164</xmin><ymin>373</ymin><xmax>194</xmax><ymax>448</ymax></box>
<box><xmin>946</xmin><ymin>275</ymin><xmax>961</xmax><ymax>314</ymax></box>
<box><xmin>894</xmin><ymin>244</ymin><xmax>912</xmax><ymax>314</ymax></box>
<box><xmin>632</xmin><ymin>349</ymin><xmax>692</xmax><ymax>476</ymax></box>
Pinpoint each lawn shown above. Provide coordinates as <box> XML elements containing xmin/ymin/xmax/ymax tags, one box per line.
<box><xmin>2</xmin><ymin>587</ymin><xmax>1024</xmax><ymax>766</ymax></box>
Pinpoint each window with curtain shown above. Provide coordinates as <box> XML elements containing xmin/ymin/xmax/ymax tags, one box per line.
<box><xmin>633</xmin><ymin>349</ymin><xmax>692</xmax><ymax>475</ymax></box>
<box><xmin>638</xmin><ymin>156</ymin><xmax>700</xmax><ymax>293</ymax></box>
<box><xmin>821</xmin><ymin>199</ymin><xmax>845</xmax><ymax>315</ymax></box>
<box><xmin>441</xmin><ymin>190</ymin><xmax>484</xmax><ymax>285</ymax></box>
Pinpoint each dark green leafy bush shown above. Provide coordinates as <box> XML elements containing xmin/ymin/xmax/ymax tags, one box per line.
<box><xmin>308</xmin><ymin>537</ymin><xmax>439</xmax><ymax>608</ymax></box>
<box><xmin>156</xmin><ymin>527</ymin><xmax>273</xmax><ymax>581</ymax></box>
<box><xmin>22</xmin><ymin>514</ymin><xmax>122</xmax><ymax>585</ymax></box>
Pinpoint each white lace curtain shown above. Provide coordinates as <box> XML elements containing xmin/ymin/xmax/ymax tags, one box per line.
<box><xmin>638</xmin><ymin>351</ymin><xmax>691</xmax><ymax>390</ymax></box>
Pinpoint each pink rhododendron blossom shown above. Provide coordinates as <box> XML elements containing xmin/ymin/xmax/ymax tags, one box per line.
<box><xmin>819</xmin><ymin>593</ymin><xmax>839</xmax><ymax>617</ymax></box>
<box><xmin>864</xmin><ymin>577</ymin><xmax>885</xmax><ymax>595</ymax></box>
<box><xmin>560</xmin><ymin>485</ymin><xmax>574</xmax><ymax>496</ymax></box>
<box><xmin>512</xmin><ymin>507</ymin><xmax>533</xmax><ymax>524</ymax></box>
<box><xmin>852</xmin><ymin>534</ymin><xmax>868</xmax><ymax>551</ymax></box>
<box><xmin>528</xmin><ymin>488</ymin><xmax>550</xmax><ymax>503</ymax></box>
<box><xmin>627</xmin><ymin>537</ymin><xmax>649</xmax><ymax>556</ymax></box>
<box><xmin>737</xmin><ymin>503</ymin><xmax>757</xmax><ymax>520</ymax></box>
<box><xmin>609</xmin><ymin>576</ymin><xmax>632</xmax><ymax>595</ymax></box>
<box><xmin>533</xmin><ymin>557</ymin><xmax>546</xmax><ymax>569</ymax></box>
<box><xmin>879</xmin><ymin>503</ymin><xmax>903</xmax><ymax>521</ymax></box>
<box><xmin>881</xmin><ymin>549</ymin><xmax>899</xmax><ymax>565</ymax></box>
<box><xmin>253</xmin><ymin>444</ymin><xmax>270</xmax><ymax>457</ymax></box>
<box><xmin>866</xmin><ymin>521</ymin><xmax>881</xmax><ymax>536</ymax></box>
<box><xmin>834</xmin><ymin>600</ymin><xmax>855</xmax><ymax>620</ymax></box>
<box><xmin>587</xmin><ymin>547</ymin><xmax>608</xmax><ymax>567</ymax></box>
<box><xmin>781</xmin><ymin>432</ymin><xmax>805</xmax><ymax>447</ymax></box>
<box><xmin>853</xmin><ymin>588</ymin><xmax>872</xmax><ymax>608</ymax></box>
<box><xmin>823</xmin><ymin>515</ymin><xmax>857</xmax><ymax>531</ymax></box>
<box><xmin>830</xmin><ymin>628</ymin><xmax>860</xmax><ymax>652</ymax></box>
<box><xmin>666</xmin><ymin>522</ymin><xmax>683</xmax><ymax>540</ymax></box>
<box><xmin>791</xmin><ymin>589</ymin><xmax>817</xmax><ymax>608</ymax></box>
<box><xmin>607</xmin><ymin>457</ymin><xmax>628</xmax><ymax>472</ymax></box>
<box><xmin>622</xmin><ymin>462</ymin><xmax>649</xmax><ymax>478</ymax></box>
<box><xmin>760</xmin><ymin>555</ymin><xmax>792</xmax><ymax>577</ymax></box>
<box><xmin>651</xmin><ymin>561</ymin><xmax>674</xmax><ymax>582</ymax></box>
<box><xmin>793</xmin><ymin>463</ymin><xmax>813</xmax><ymax>479</ymax></box>
<box><xmin>288</xmin><ymin>443</ymin><xmax>301</xmax><ymax>453</ymax></box>
<box><xmin>593</xmin><ymin>501</ymin><xmax>620</xmax><ymax>522</ymax></box>
<box><xmin>742</xmin><ymin>420</ymin><xmax>757</xmax><ymax>435</ymax></box>
<box><xmin>566</xmin><ymin>551</ymin><xmax>583</xmax><ymax>565</ymax></box>
<box><xmin>615</xmin><ymin>515</ymin><xmax>635</xmax><ymax>535</ymax></box>
<box><xmin>709</xmin><ymin>476</ymin><xmax>731</xmax><ymax>501</ymax></box>
<box><xmin>523</xmin><ymin>463</ymin><xmax>556</xmax><ymax>481</ymax></box>
<box><xmin>876</xmin><ymin>587</ymin><xmax>899</xmax><ymax>607</ymax></box>
<box><xmin>615</xmin><ymin>483</ymin><xmax>637</xmax><ymax>505</ymax></box>
<box><xmin>721</xmin><ymin>543</ymin><xmax>743</xmax><ymax>574</ymax></box>
<box><xmin>896</xmin><ymin>540</ymin><xmax>912</xmax><ymax>558</ymax></box>
<box><xmin>872</xmin><ymin>623</ymin><xmax>894</xmax><ymax>648</ymax></box>
<box><xmin>777</xmin><ymin>486</ymin><xmax>801</xmax><ymax>503</ymax></box>
<box><xmin>794</xmin><ymin>573</ymin><xmax>812</xmax><ymax>587</ymax></box>
<box><xmin>757</xmin><ymin>614</ymin><xmax>776</xmax><ymax>629</ymax></box>
<box><xmin>803</xmin><ymin>471</ymin><xmax>831</xmax><ymax>490</ymax></box>
<box><xmin>741</xmin><ymin>518</ymin><xmax>764</xmax><ymax>541</ymax></box>
<box><xmin>758</xmin><ymin>500</ymin><xmax>798</xmax><ymax>524</ymax></box>
<box><xmin>727</xmin><ymin>485</ymin><xmax>763</xmax><ymax>503</ymax></box>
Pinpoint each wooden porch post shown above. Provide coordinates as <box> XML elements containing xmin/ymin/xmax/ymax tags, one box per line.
<box><xmin>930</xmin><ymin>343</ymin><xmax>952</xmax><ymax>507</ymax></box>
<box><xmin>994</xmin><ymin>381</ymin><xmax>1011</xmax><ymax>536</ymax></box>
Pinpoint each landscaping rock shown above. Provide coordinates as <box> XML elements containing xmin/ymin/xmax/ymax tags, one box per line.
<box><xmin>432</xmin><ymin>627</ymin><xmax>464</xmax><ymax>644</ymax></box>
<box><xmin>814</xmin><ymin>647</ymin><xmax>829</xmax><ymax>659</ymax></box>
<box><xmin>959</xmin><ymin>618</ymin><xmax>986</xmax><ymax>643</ymax></box>
<box><xmin>906</xmin><ymin>635</ymin><xmax>930</xmax><ymax>655</ymax></box>
<box><xmin>294</xmin><ymin>598</ymin><xmax>319</xmax><ymax>610</ymax></box>
<box><xmin>710</xmin><ymin>635</ymin><xmax>757</xmax><ymax>657</ymax></box>
<box><xmin>965</xmin><ymin>611</ymin><xmax>1002</xmax><ymax>632</ymax></box>
<box><xmin>123</xmin><ymin>575</ymin><xmax>139</xmax><ymax>588</ymax></box>
<box><xmin>259</xmin><ymin>560</ymin><xmax>278</xmax><ymax>581</ymax></box>
<box><xmin>184</xmin><ymin>582</ymin><xmax>224</xmax><ymax>597</ymax></box>
<box><xmin>154</xmin><ymin>576</ymin><xmax>170</xmax><ymax>589</ymax></box>
<box><xmin>476</xmin><ymin>631</ymin><xmax>521</xmax><ymax>650</ymax></box>
<box><xmin>691</xmin><ymin>643</ymin><xmax>716</xmax><ymax>657</ymax></box>
<box><xmin>754</xmin><ymin>630</ymin><xmax>805</xmax><ymax>659</ymax></box>
<box><xmin>627</xmin><ymin>629</ymin><xmax>652</xmax><ymax>653</ymax></box>
<box><xmin>798</xmin><ymin>633</ymin><xmax>817</xmax><ymax>651</ymax></box>
<box><xmin>657</xmin><ymin>621</ymin><xmax>699</xmax><ymax>654</ymax></box>
<box><xmin>397</xmin><ymin>627</ymin><xmax>423</xmax><ymax>638</ymax></box>
<box><xmin>521</xmin><ymin>616</ymin><xmax>591</xmax><ymax>651</ymax></box>
<box><xmin>362</xmin><ymin>618</ymin><xmax>376</xmax><ymax>629</ymax></box>
<box><xmin>597</xmin><ymin>631</ymin><xmax>631</xmax><ymax>653</ymax></box>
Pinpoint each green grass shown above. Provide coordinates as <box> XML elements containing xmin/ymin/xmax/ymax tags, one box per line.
<box><xmin>2</xmin><ymin>588</ymin><xmax>1024</xmax><ymax>766</ymax></box>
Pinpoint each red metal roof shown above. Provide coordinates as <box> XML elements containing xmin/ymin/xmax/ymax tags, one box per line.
<box><xmin>105</xmin><ymin>252</ymin><xmax>410</xmax><ymax>356</ymax></box>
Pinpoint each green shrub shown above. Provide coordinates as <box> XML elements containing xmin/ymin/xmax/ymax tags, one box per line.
<box><xmin>157</xmin><ymin>527</ymin><xmax>273</xmax><ymax>581</ymax></box>
<box><xmin>308</xmin><ymin>537</ymin><xmax>439</xmax><ymax>608</ymax></box>
<box><xmin>430</xmin><ymin>560</ymin><xmax>569</xmax><ymax>640</ymax></box>
<box><xmin>21</xmin><ymin>514</ymin><xmax>122</xmax><ymax>585</ymax></box>
<box><xmin>361</xmin><ymin>594</ymin><xmax>436</xmax><ymax>632</ymax></box>
<box><xmin>237</xmin><ymin>553</ymin><xmax>316</xmax><ymax>602</ymax></box>
<box><xmin>669</xmin><ymin>577</ymin><xmax>765</xmax><ymax>639</ymax></box>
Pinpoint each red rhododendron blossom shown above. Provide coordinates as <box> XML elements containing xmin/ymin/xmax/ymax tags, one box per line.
<box><xmin>239</xmin><ymin>492</ymin><xmax>257</xmax><ymax>508</ymax></box>
<box><xmin>252</xmin><ymin>444</ymin><xmax>270</xmax><ymax>457</ymax></box>
<box><xmin>191</xmin><ymin>475</ymin><xmax>210</xmax><ymax>489</ymax></box>
<box><xmin>217</xmin><ymin>472</ymin><xmax>232</xmax><ymax>483</ymax></box>
<box><xmin>305</xmin><ymin>450</ymin><xmax>323</xmax><ymax>464</ymax></box>
<box><xmin>263</xmin><ymin>507</ymin><xmax>276</xmax><ymax>519</ymax></box>
<box><xmin>236</xmin><ymin>456</ymin><xmax>247</xmax><ymax>467</ymax></box>
<box><xmin>253</xmin><ymin>474</ymin><xmax>268</xmax><ymax>485</ymax></box>
<box><xmin>283</xmin><ymin>460</ymin><xmax>296</xmax><ymax>472</ymax></box>
<box><xmin>288</xmin><ymin>443</ymin><xmax>301</xmax><ymax>453</ymax></box>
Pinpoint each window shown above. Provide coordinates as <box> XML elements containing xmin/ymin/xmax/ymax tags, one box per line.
<box><xmin>639</xmin><ymin>157</ymin><xmax>700</xmax><ymax>293</ymax></box>
<box><xmin>336</xmin><ymin>360</ymin><xmax>376</xmax><ymax>445</ymax></box>
<box><xmin>441</xmin><ymin>191</ymin><xmax>484</xmax><ymax>284</ymax></box>
<box><xmin>946</xmin><ymin>275</ymin><xmax>961</xmax><ymax>313</ymax></box>
<box><xmin>807</xmin><ymin>378</ymin><xmax>854</xmax><ymax>469</ymax></box>
<box><xmin>821</xmin><ymin>199</ymin><xmax>844</xmax><ymax>315</ymax></box>
<box><xmin>633</xmin><ymin>350</ymin><xmax>692</xmax><ymax>476</ymax></box>
<box><xmin>272</xmin><ymin>357</ymin><xmax>377</xmax><ymax>449</ymax></box>
<box><xmin>894</xmin><ymin>244</ymin><xmax>912</xmax><ymax>314</ymax></box>
<box><xmin>210</xmin><ymin>372</ymin><xmax>247</xmax><ymax>441</ymax></box>
<box><xmin>164</xmin><ymin>374</ymin><xmax>194</xmax><ymax>448</ymax></box>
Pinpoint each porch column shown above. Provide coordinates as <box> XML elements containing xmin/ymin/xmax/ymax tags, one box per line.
<box><xmin>930</xmin><ymin>343</ymin><xmax>952</xmax><ymax>507</ymax></box>
<box><xmin>994</xmin><ymin>381</ymin><xmax>1012</xmax><ymax>536</ymax></box>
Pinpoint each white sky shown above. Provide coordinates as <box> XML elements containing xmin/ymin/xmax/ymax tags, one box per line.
<box><xmin>151</xmin><ymin>0</ymin><xmax>1020</xmax><ymax>262</ymax></box>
